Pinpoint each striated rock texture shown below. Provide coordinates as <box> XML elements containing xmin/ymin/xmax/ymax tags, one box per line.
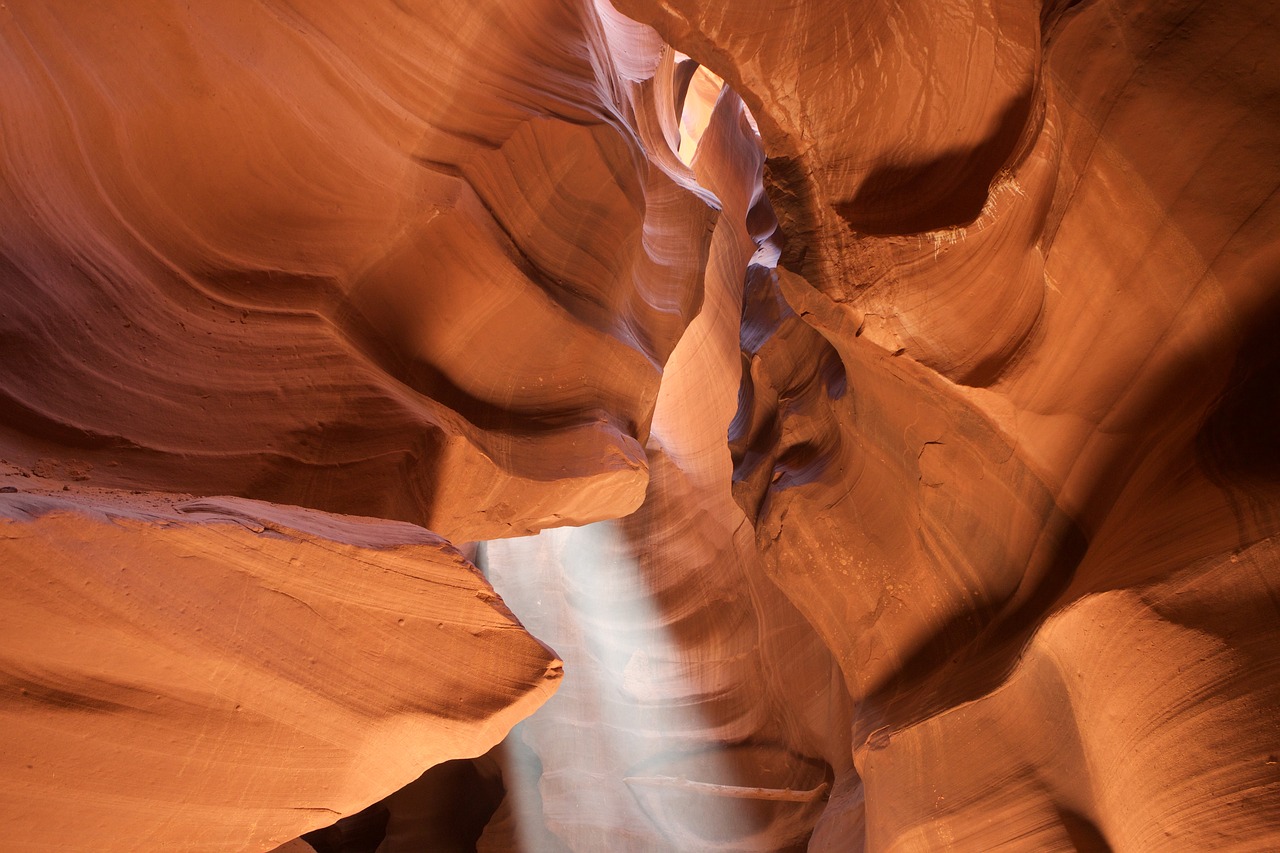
<box><xmin>617</xmin><ymin>0</ymin><xmax>1280</xmax><ymax>848</ymax></box>
<box><xmin>0</xmin><ymin>0</ymin><xmax>716</xmax><ymax>541</ymax></box>
<box><xmin>2</xmin><ymin>0</ymin><xmax>1279</xmax><ymax>851</ymax></box>
<box><xmin>0</xmin><ymin>489</ymin><xmax>559</xmax><ymax>852</ymax></box>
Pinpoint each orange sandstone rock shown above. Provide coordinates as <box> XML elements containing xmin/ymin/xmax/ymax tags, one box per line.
<box><xmin>0</xmin><ymin>490</ymin><xmax>559</xmax><ymax>852</ymax></box>
<box><xmin>2</xmin><ymin>0</ymin><xmax>1279</xmax><ymax>849</ymax></box>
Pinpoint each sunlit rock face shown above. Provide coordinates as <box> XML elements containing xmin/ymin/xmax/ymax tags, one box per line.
<box><xmin>2</xmin><ymin>0</ymin><xmax>1279</xmax><ymax>851</ymax></box>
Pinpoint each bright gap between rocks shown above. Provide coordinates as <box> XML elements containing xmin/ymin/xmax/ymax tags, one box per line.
<box><xmin>676</xmin><ymin>57</ymin><xmax>726</xmax><ymax>166</ymax></box>
<box><xmin>479</xmin><ymin>524</ymin><xmax>757</xmax><ymax>850</ymax></box>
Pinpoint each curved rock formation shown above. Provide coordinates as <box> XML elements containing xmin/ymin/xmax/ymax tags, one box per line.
<box><xmin>2</xmin><ymin>0</ymin><xmax>1279</xmax><ymax>850</ymax></box>
<box><xmin>0</xmin><ymin>0</ymin><xmax>716</xmax><ymax>541</ymax></box>
<box><xmin>618</xmin><ymin>0</ymin><xmax>1280</xmax><ymax>848</ymax></box>
<box><xmin>0</xmin><ymin>488</ymin><xmax>559</xmax><ymax>852</ymax></box>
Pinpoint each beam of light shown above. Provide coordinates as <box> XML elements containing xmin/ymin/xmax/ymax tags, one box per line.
<box><xmin>479</xmin><ymin>521</ymin><xmax>761</xmax><ymax>851</ymax></box>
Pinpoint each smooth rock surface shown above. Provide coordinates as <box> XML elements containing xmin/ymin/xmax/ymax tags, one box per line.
<box><xmin>0</xmin><ymin>489</ymin><xmax>559</xmax><ymax>852</ymax></box>
<box><xmin>0</xmin><ymin>0</ymin><xmax>717</xmax><ymax>541</ymax></box>
<box><xmin>620</xmin><ymin>0</ymin><xmax>1280</xmax><ymax>847</ymax></box>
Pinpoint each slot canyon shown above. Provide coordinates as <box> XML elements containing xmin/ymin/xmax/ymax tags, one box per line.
<box><xmin>1</xmin><ymin>0</ymin><xmax>1278</xmax><ymax>850</ymax></box>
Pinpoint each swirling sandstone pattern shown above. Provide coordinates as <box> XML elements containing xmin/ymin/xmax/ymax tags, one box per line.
<box><xmin>0</xmin><ymin>0</ymin><xmax>714</xmax><ymax>541</ymax></box>
<box><xmin>617</xmin><ymin>0</ymin><xmax>1280</xmax><ymax>848</ymax></box>
<box><xmin>2</xmin><ymin>0</ymin><xmax>1278</xmax><ymax>850</ymax></box>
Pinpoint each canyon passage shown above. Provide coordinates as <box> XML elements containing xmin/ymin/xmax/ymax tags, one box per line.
<box><xmin>1</xmin><ymin>0</ymin><xmax>1278</xmax><ymax>850</ymax></box>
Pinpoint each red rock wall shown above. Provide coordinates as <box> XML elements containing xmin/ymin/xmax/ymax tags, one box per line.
<box><xmin>618</xmin><ymin>0</ymin><xmax>1280</xmax><ymax>848</ymax></box>
<box><xmin>0</xmin><ymin>0</ymin><xmax>715</xmax><ymax>541</ymax></box>
<box><xmin>0</xmin><ymin>491</ymin><xmax>560</xmax><ymax>852</ymax></box>
<box><xmin>2</xmin><ymin>0</ymin><xmax>1278</xmax><ymax>850</ymax></box>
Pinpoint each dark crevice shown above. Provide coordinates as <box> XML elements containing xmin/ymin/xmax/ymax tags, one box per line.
<box><xmin>835</xmin><ymin>90</ymin><xmax>1034</xmax><ymax>236</ymax></box>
